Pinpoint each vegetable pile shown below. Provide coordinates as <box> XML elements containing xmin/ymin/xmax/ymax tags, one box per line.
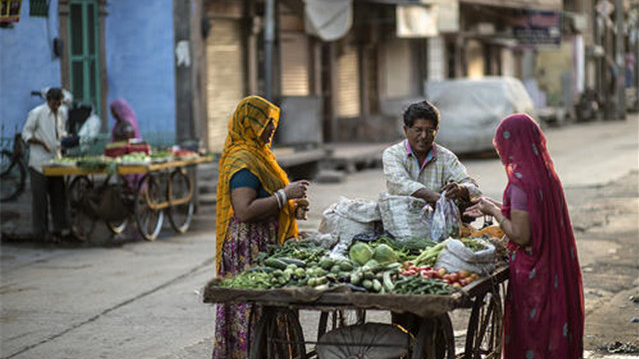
<box><xmin>216</xmin><ymin>236</ymin><xmax>488</xmax><ymax>295</ymax></box>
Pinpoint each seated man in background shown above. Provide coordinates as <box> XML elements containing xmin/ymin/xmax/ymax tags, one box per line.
<box><xmin>382</xmin><ymin>100</ymin><xmax>481</xmax><ymax>207</ymax></box>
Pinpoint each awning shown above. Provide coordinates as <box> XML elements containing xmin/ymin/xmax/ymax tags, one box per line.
<box><xmin>396</xmin><ymin>4</ymin><xmax>439</xmax><ymax>37</ymax></box>
<box><xmin>303</xmin><ymin>0</ymin><xmax>353</xmax><ymax>41</ymax></box>
<box><xmin>459</xmin><ymin>0</ymin><xmax>562</xmax><ymax>12</ymax></box>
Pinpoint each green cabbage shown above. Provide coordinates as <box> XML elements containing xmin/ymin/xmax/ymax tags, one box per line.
<box><xmin>372</xmin><ymin>244</ymin><xmax>398</xmax><ymax>264</ymax></box>
<box><xmin>349</xmin><ymin>242</ymin><xmax>374</xmax><ymax>265</ymax></box>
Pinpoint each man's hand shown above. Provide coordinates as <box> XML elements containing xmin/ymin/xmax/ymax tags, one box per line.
<box><xmin>413</xmin><ymin>188</ymin><xmax>440</xmax><ymax>203</ymax></box>
<box><xmin>441</xmin><ymin>182</ymin><xmax>469</xmax><ymax>200</ymax></box>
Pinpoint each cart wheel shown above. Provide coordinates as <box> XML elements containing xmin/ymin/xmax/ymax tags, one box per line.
<box><xmin>167</xmin><ymin>168</ymin><xmax>194</xmax><ymax>233</ymax></box>
<box><xmin>68</xmin><ymin>176</ymin><xmax>96</xmax><ymax>240</ymax></box>
<box><xmin>317</xmin><ymin>309</ymin><xmax>366</xmax><ymax>341</ymax></box>
<box><xmin>249</xmin><ymin>308</ymin><xmax>306</xmax><ymax>359</ymax></box>
<box><xmin>106</xmin><ymin>218</ymin><xmax>128</xmax><ymax>235</ymax></box>
<box><xmin>411</xmin><ymin>314</ymin><xmax>455</xmax><ymax>359</ymax></box>
<box><xmin>105</xmin><ymin>176</ymin><xmax>131</xmax><ymax>234</ymax></box>
<box><xmin>463</xmin><ymin>288</ymin><xmax>504</xmax><ymax>359</ymax></box>
<box><xmin>134</xmin><ymin>174</ymin><xmax>164</xmax><ymax>241</ymax></box>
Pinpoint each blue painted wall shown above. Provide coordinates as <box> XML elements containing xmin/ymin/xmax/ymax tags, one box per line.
<box><xmin>0</xmin><ymin>0</ymin><xmax>177</xmax><ymax>147</ymax></box>
<box><xmin>0</xmin><ymin>0</ymin><xmax>63</xmax><ymax>142</ymax></box>
<box><xmin>105</xmin><ymin>0</ymin><xmax>176</xmax><ymax>146</ymax></box>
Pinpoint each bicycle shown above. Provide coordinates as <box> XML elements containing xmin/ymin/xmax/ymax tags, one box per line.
<box><xmin>0</xmin><ymin>133</ymin><xmax>27</xmax><ymax>202</ymax></box>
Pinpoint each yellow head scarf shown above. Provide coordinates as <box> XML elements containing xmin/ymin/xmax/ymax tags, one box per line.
<box><xmin>215</xmin><ymin>96</ymin><xmax>298</xmax><ymax>272</ymax></box>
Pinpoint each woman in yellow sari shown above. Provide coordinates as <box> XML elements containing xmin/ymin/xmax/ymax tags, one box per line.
<box><xmin>213</xmin><ymin>96</ymin><xmax>310</xmax><ymax>358</ymax></box>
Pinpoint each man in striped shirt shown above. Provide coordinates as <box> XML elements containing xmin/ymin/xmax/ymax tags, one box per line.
<box><xmin>384</xmin><ymin>100</ymin><xmax>482</xmax><ymax>335</ymax></box>
<box><xmin>382</xmin><ymin>100</ymin><xmax>481</xmax><ymax>205</ymax></box>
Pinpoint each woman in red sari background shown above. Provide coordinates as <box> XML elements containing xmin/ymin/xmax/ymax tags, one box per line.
<box><xmin>465</xmin><ymin>113</ymin><xmax>584</xmax><ymax>358</ymax></box>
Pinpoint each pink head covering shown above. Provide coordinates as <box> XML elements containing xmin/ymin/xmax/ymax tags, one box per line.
<box><xmin>494</xmin><ymin>113</ymin><xmax>583</xmax><ymax>358</ymax></box>
<box><xmin>110</xmin><ymin>99</ymin><xmax>141</xmax><ymax>141</ymax></box>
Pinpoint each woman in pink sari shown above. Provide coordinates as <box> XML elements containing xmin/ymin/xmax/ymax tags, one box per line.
<box><xmin>465</xmin><ymin>113</ymin><xmax>584</xmax><ymax>358</ymax></box>
<box><xmin>110</xmin><ymin>99</ymin><xmax>141</xmax><ymax>142</ymax></box>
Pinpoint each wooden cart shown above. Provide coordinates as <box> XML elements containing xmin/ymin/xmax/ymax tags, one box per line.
<box><xmin>204</xmin><ymin>265</ymin><xmax>509</xmax><ymax>359</ymax></box>
<box><xmin>43</xmin><ymin>156</ymin><xmax>211</xmax><ymax>241</ymax></box>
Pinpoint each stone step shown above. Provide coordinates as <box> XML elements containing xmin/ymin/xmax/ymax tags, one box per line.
<box><xmin>199</xmin><ymin>192</ymin><xmax>217</xmax><ymax>206</ymax></box>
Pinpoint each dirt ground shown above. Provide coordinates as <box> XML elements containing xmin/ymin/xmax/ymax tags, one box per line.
<box><xmin>564</xmin><ymin>170</ymin><xmax>639</xmax><ymax>355</ymax></box>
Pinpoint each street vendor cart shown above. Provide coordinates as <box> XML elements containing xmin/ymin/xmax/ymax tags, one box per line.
<box><xmin>43</xmin><ymin>155</ymin><xmax>212</xmax><ymax>241</ymax></box>
<box><xmin>203</xmin><ymin>264</ymin><xmax>509</xmax><ymax>358</ymax></box>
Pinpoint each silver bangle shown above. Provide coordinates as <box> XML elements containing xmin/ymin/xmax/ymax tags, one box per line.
<box><xmin>278</xmin><ymin>189</ymin><xmax>287</xmax><ymax>204</ymax></box>
<box><xmin>273</xmin><ymin>192</ymin><xmax>282</xmax><ymax>209</ymax></box>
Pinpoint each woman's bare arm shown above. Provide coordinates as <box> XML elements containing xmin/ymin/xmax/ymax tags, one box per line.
<box><xmin>231</xmin><ymin>187</ymin><xmax>280</xmax><ymax>223</ymax></box>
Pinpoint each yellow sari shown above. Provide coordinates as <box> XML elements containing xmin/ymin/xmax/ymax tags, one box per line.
<box><xmin>215</xmin><ymin>96</ymin><xmax>298</xmax><ymax>272</ymax></box>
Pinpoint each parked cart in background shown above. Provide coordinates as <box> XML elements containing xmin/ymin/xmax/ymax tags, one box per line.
<box><xmin>43</xmin><ymin>155</ymin><xmax>212</xmax><ymax>241</ymax></box>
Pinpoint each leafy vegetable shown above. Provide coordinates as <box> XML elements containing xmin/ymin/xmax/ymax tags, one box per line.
<box><xmin>372</xmin><ymin>244</ymin><xmax>398</xmax><ymax>265</ymax></box>
<box><xmin>349</xmin><ymin>242</ymin><xmax>374</xmax><ymax>265</ymax></box>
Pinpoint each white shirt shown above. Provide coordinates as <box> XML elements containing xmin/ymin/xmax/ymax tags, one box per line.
<box><xmin>78</xmin><ymin>113</ymin><xmax>101</xmax><ymax>138</ymax></box>
<box><xmin>22</xmin><ymin>103</ymin><xmax>67</xmax><ymax>173</ymax></box>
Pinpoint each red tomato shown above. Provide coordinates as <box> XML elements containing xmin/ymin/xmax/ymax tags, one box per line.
<box><xmin>448</xmin><ymin>273</ymin><xmax>460</xmax><ymax>283</ymax></box>
<box><xmin>458</xmin><ymin>270</ymin><xmax>470</xmax><ymax>279</ymax></box>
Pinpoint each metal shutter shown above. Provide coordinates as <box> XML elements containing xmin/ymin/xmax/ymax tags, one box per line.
<box><xmin>205</xmin><ymin>19</ymin><xmax>245</xmax><ymax>153</ymax></box>
<box><xmin>281</xmin><ymin>31</ymin><xmax>310</xmax><ymax>96</ymax></box>
<box><xmin>336</xmin><ymin>44</ymin><xmax>360</xmax><ymax>118</ymax></box>
<box><xmin>384</xmin><ymin>39</ymin><xmax>412</xmax><ymax>98</ymax></box>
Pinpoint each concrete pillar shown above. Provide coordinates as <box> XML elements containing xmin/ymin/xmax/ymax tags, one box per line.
<box><xmin>615</xmin><ymin>0</ymin><xmax>626</xmax><ymax>119</ymax></box>
<box><xmin>173</xmin><ymin>0</ymin><xmax>204</xmax><ymax>146</ymax></box>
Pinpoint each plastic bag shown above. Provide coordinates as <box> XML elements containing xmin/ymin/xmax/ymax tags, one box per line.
<box><xmin>318</xmin><ymin>197</ymin><xmax>381</xmax><ymax>259</ymax></box>
<box><xmin>435</xmin><ymin>238</ymin><xmax>496</xmax><ymax>275</ymax></box>
<box><xmin>83</xmin><ymin>184</ymin><xmax>130</xmax><ymax>221</ymax></box>
<box><xmin>425</xmin><ymin>191</ymin><xmax>461</xmax><ymax>242</ymax></box>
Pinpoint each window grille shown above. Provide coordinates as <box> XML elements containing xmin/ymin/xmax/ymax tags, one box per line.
<box><xmin>29</xmin><ymin>0</ymin><xmax>47</xmax><ymax>17</ymax></box>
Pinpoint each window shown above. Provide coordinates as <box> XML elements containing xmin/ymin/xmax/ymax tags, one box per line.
<box><xmin>68</xmin><ymin>0</ymin><xmax>100</xmax><ymax>114</ymax></box>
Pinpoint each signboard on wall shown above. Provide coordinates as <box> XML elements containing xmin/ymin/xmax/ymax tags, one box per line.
<box><xmin>396</xmin><ymin>4</ymin><xmax>438</xmax><ymax>38</ymax></box>
<box><xmin>0</xmin><ymin>0</ymin><xmax>22</xmax><ymax>23</ymax></box>
<box><xmin>512</xmin><ymin>10</ymin><xmax>562</xmax><ymax>46</ymax></box>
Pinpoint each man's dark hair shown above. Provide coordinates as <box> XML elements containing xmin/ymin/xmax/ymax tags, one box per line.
<box><xmin>46</xmin><ymin>87</ymin><xmax>64</xmax><ymax>101</ymax></box>
<box><xmin>403</xmin><ymin>100</ymin><xmax>440</xmax><ymax>128</ymax></box>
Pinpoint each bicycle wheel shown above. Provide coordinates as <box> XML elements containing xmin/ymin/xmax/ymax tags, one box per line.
<box><xmin>134</xmin><ymin>174</ymin><xmax>164</xmax><ymax>241</ymax></box>
<box><xmin>249</xmin><ymin>308</ymin><xmax>306</xmax><ymax>359</ymax></box>
<box><xmin>463</xmin><ymin>287</ymin><xmax>504</xmax><ymax>359</ymax></box>
<box><xmin>68</xmin><ymin>176</ymin><xmax>96</xmax><ymax>240</ymax></box>
<box><xmin>0</xmin><ymin>150</ymin><xmax>26</xmax><ymax>202</ymax></box>
<box><xmin>168</xmin><ymin>168</ymin><xmax>194</xmax><ymax>233</ymax></box>
<box><xmin>105</xmin><ymin>176</ymin><xmax>131</xmax><ymax>234</ymax></box>
<box><xmin>411</xmin><ymin>314</ymin><xmax>455</xmax><ymax>359</ymax></box>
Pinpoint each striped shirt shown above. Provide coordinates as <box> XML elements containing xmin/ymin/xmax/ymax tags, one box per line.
<box><xmin>382</xmin><ymin>140</ymin><xmax>481</xmax><ymax>199</ymax></box>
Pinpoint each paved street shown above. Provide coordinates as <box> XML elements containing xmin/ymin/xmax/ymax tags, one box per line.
<box><xmin>1</xmin><ymin>115</ymin><xmax>638</xmax><ymax>358</ymax></box>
